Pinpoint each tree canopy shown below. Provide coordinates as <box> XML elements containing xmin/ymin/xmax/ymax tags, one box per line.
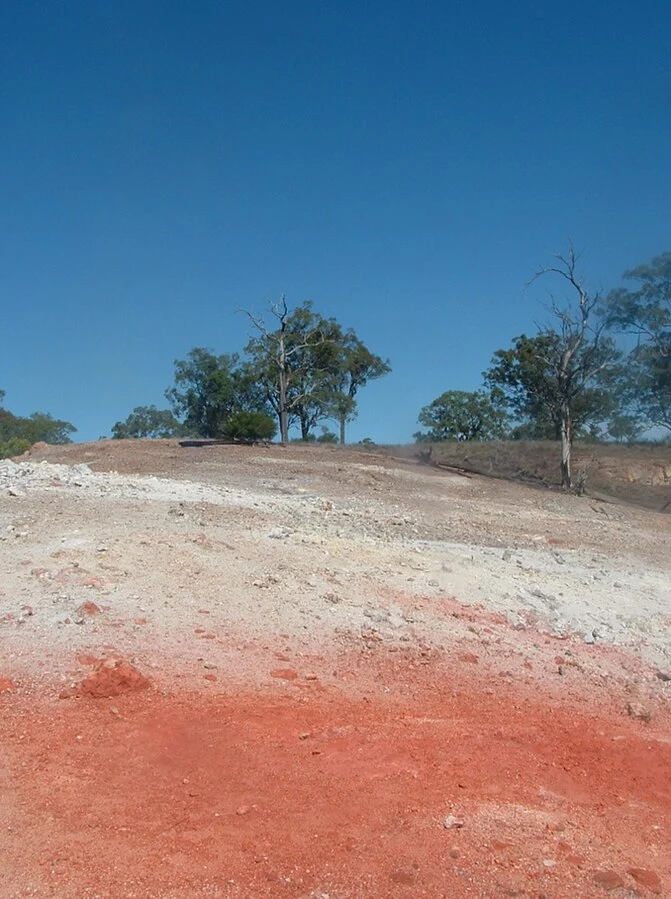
<box><xmin>111</xmin><ymin>406</ymin><xmax>185</xmax><ymax>439</ymax></box>
<box><xmin>484</xmin><ymin>332</ymin><xmax>617</xmax><ymax>440</ymax></box>
<box><xmin>604</xmin><ymin>251</ymin><xmax>671</xmax><ymax>430</ymax></box>
<box><xmin>0</xmin><ymin>393</ymin><xmax>77</xmax><ymax>459</ymax></box>
<box><xmin>244</xmin><ymin>298</ymin><xmax>390</xmax><ymax>444</ymax></box>
<box><xmin>484</xmin><ymin>246</ymin><xmax>621</xmax><ymax>487</ymax></box>
<box><xmin>415</xmin><ymin>390</ymin><xmax>507</xmax><ymax>442</ymax></box>
<box><xmin>165</xmin><ymin>348</ymin><xmax>269</xmax><ymax>439</ymax></box>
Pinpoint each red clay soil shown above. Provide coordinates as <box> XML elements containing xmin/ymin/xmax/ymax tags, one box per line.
<box><xmin>2</xmin><ymin>650</ymin><xmax>670</xmax><ymax>899</ymax></box>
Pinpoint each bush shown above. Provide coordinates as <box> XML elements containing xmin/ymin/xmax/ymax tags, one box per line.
<box><xmin>223</xmin><ymin>411</ymin><xmax>277</xmax><ymax>441</ymax></box>
<box><xmin>0</xmin><ymin>438</ymin><xmax>31</xmax><ymax>459</ymax></box>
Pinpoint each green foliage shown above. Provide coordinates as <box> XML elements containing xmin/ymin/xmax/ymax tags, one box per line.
<box><xmin>111</xmin><ymin>406</ymin><xmax>184</xmax><ymax>439</ymax></box>
<box><xmin>326</xmin><ymin>333</ymin><xmax>391</xmax><ymax>443</ymax></box>
<box><xmin>607</xmin><ymin>412</ymin><xmax>644</xmax><ymax>443</ymax></box>
<box><xmin>605</xmin><ymin>251</ymin><xmax>671</xmax><ymax>430</ymax></box>
<box><xmin>223</xmin><ymin>411</ymin><xmax>277</xmax><ymax>441</ymax></box>
<box><xmin>165</xmin><ymin>348</ymin><xmax>269</xmax><ymax>438</ymax></box>
<box><xmin>245</xmin><ymin>301</ymin><xmax>341</xmax><ymax>441</ymax></box>
<box><xmin>245</xmin><ymin>299</ymin><xmax>390</xmax><ymax>443</ymax></box>
<box><xmin>484</xmin><ymin>332</ymin><xmax>617</xmax><ymax>439</ymax></box>
<box><xmin>0</xmin><ymin>395</ymin><xmax>76</xmax><ymax>458</ymax></box>
<box><xmin>0</xmin><ymin>437</ymin><xmax>31</xmax><ymax>459</ymax></box>
<box><xmin>316</xmin><ymin>427</ymin><xmax>339</xmax><ymax>444</ymax></box>
<box><xmin>415</xmin><ymin>390</ymin><xmax>508</xmax><ymax>442</ymax></box>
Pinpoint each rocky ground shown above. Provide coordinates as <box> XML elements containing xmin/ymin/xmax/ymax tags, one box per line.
<box><xmin>1</xmin><ymin>439</ymin><xmax>670</xmax><ymax>898</ymax></box>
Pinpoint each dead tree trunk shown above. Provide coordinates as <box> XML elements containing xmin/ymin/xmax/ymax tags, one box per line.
<box><xmin>560</xmin><ymin>406</ymin><xmax>572</xmax><ymax>490</ymax></box>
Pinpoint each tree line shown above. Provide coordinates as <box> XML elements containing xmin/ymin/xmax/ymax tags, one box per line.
<box><xmin>111</xmin><ymin>299</ymin><xmax>391</xmax><ymax>446</ymax></box>
<box><xmin>0</xmin><ymin>389</ymin><xmax>76</xmax><ymax>459</ymax></box>
<box><xmin>415</xmin><ymin>246</ymin><xmax>671</xmax><ymax>488</ymax></box>
<box><xmin>3</xmin><ymin>245</ymin><xmax>669</xmax><ymax>488</ymax></box>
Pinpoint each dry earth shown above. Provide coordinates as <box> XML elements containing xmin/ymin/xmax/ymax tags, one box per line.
<box><xmin>1</xmin><ymin>439</ymin><xmax>670</xmax><ymax>898</ymax></box>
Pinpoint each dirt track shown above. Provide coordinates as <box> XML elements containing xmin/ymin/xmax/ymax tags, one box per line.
<box><xmin>1</xmin><ymin>440</ymin><xmax>670</xmax><ymax>897</ymax></box>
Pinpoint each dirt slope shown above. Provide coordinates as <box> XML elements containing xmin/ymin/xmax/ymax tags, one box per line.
<box><xmin>1</xmin><ymin>440</ymin><xmax>670</xmax><ymax>898</ymax></box>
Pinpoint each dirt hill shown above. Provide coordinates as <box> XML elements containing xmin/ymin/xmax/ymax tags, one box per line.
<box><xmin>1</xmin><ymin>439</ymin><xmax>669</xmax><ymax>897</ymax></box>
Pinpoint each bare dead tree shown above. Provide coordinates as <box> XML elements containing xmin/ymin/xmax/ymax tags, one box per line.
<box><xmin>530</xmin><ymin>243</ymin><xmax>615</xmax><ymax>490</ymax></box>
<box><xmin>243</xmin><ymin>296</ymin><xmax>329</xmax><ymax>445</ymax></box>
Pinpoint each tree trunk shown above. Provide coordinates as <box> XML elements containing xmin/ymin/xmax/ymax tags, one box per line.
<box><xmin>278</xmin><ymin>368</ymin><xmax>288</xmax><ymax>445</ymax></box>
<box><xmin>278</xmin><ymin>332</ymin><xmax>289</xmax><ymax>445</ymax></box>
<box><xmin>300</xmin><ymin>415</ymin><xmax>310</xmax><ymax>441</ymax></box>
<box><xmin>339</xmin><ymin>412</ymin><xmax>346</xmax><ymax>445</ymax></box>
<box><xmin>560</xmin><ymin>409</ymin><xmax>572</xmax><ymax>490</ymax></box>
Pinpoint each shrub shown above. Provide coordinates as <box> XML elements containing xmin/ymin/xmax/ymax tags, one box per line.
<box><xmin>223</xmin><ymin>411</ymin><xmax>277</xmax><ymax>441</ymax></box>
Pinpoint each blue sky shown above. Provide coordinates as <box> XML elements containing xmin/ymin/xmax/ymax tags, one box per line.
<box><xmin>2</xmin><ymin>0</ymin><xmax>669</xmax><ymax>443</ymax></box>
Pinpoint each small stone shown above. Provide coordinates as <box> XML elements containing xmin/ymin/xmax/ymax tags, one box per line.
<box><xmin>490</xmin><ymin>840</ymin><xmax>511</xmax><ymax>851</ymax></box>
<box><xmin>626</xmin><ymin>701</ymin><xmax>652</xmax><ymax>723</ymax></box>
<box><xmin>443</xmin><ymin>815</ymin><xmax>464</xmax><ymax>829</ymax></box>
<box><xmin>457</xmin><ymin>652</ymin><xmax>479</xmax><ymax>664</ymax></box>
<box><xmin>236</xmin><ymin>805</ymin><xmax>251</xmax><ymax>816</ymax></box>
<box><xmin>654</xmin><ymin>669</ymin><xmax>671</xmax><ymax>682</ymax></box>
<box><xmin>270</xmin><ymin>668</ymin><xmax>298</xmax><ymax>680</ymax></box>
<box><xmin>627</xmin><ymin>868</ymin><xmax>662</xmax><ymax>894</ymax></box>
<box><xmin>593</xmin><ymin>870</ymin><xmax>624</xmax><ymax>890</ymax></box>
<box><xmin>78</xmin><ymin>601</ymin><xmax>101</xmax><ymax>616</ymax></box>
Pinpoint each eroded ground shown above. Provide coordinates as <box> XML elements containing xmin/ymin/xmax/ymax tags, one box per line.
<box><xmin>1</xmin><ymin>441</ymin><xmax>670</xmax><ymax>898</ymax></box>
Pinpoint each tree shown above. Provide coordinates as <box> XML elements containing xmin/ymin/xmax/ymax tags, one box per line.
<box><xmin>485</xmin><ymin>245</ymin><xmax>620</xmax><ymax>489</ymax></box>
<box><xmin>607</xmin><ymin>412</ymin><xmax>643</xmax><ymax>443</ymax></box>
<box><xmin>316</xmin><ymin>426</ymin><xmax>339</xmax><ymax>444</ymax></box>
<box><xmin>165</xmin><ymin>348</ymin><xmax>268</xmax><ymax>438</ymax></box>
<box><xmin>414</xmin><ymin>390</ymin><xmax>508</xmax><ymax>442</ymax></box>
<box><xmin>604</xmin><ymin>251</ymin><xmax>671</xmax><ymax>430</ymax></box>
<box><xmin>244</xmin><ymin>298</ymin><xmax>390</xmax><ymax>445</ymax></box>
<box><xmin>484</xmin><ymin>333</ymin><xmax>616</xmax><ymax>441</ymax></box>
<box><xmin>223</xmin><ymin>411</ymin><xmax>277</xmax><ymax>441</ymax></box>
<box><xmin>243</xmin><ymin>299</ymin><xmax>336</xmax><ymax>444</ymax></box>
<box><xmin>0</xmin><ymin>396</ymin><xmax>76</xmax><ymax>459</ymax></box>
<box><xmin>327</xmin><ymin>333</ymin><xmax>391</xmax><ymax>444</ymax></box>
<box><xmin>111</xmin><ymin>406</ymin><xmax>184</xmax><ymax>439</ymax></box>
<box><xmin>28</xmin><ymin>413</ymin><xmax>75</xmax><ymax>444</ymax></box>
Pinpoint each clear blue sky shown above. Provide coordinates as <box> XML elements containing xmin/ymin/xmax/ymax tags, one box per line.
<box><xmin>2</xmin><ymin>0</ymin><xmax>669</xmax><ymax>443</ymax></box>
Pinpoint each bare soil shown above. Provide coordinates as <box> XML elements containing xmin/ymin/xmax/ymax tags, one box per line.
<box><xmin>400</xmin><ymin>440</ymin><xmax>671</xmax><ymax>512</ymax></box>
<box><xmin>1</xmin><ymin>439</ymin><xmax>670</xmax><ymax>898</ymax></box>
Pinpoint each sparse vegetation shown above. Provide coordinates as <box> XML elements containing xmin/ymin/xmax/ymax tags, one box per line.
<box><xmin>0</xmin><ymin>391</ymin><xmax>76</xmax><ymax>459</ymax></box>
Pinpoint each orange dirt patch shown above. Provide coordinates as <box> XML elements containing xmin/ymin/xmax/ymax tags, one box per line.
<box><xmin>60</xmin><ymin>658</ymin><xmax>151</xmax><ymax>700</ymax></box>
<box><xmin>1</xmin><ymin>654</ymin><xmax>669</xmax><ymax>898</ymax></box>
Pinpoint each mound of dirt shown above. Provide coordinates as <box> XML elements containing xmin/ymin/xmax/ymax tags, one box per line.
<box><xmin>65</xmin><ymin>659</ymin><xmax>151</xmax><ymax>699</ymax></box>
